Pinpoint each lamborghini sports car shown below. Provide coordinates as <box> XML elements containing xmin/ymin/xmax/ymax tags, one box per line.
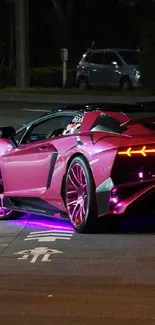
<box><xmin>0</xmin><ymin>102</ymin><xmax>155</xmax><ymax>232</ymax></box>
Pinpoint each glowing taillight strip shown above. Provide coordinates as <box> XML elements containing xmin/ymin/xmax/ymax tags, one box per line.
<box><xmin>118</xmin><ymin>145</ymin><xmax>155</xmax><ymax>157</ymax></box>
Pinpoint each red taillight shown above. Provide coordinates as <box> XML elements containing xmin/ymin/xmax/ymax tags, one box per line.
<box><xmin>118</xmin><ymin>145</ymin><xmax>155</xmax><ymax>157</ymax></box>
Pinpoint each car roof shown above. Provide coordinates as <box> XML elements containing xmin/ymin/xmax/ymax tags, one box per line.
<box><xmin>85</xmin><ymin>48</ymin><xmax>139</xmax><ymax>54</ymax></box>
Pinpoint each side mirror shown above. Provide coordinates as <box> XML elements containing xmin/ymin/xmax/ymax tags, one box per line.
<box><xmin>0</xmin><ymin>126</ymin><xmax>15</xmax><ymax>139</ymax></box>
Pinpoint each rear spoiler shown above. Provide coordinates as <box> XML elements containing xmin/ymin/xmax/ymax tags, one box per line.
<box><xmin>123</xmin><ymin>115</ymin><xmax>155</xmax><ymax>126</ymax></box>
<box><xmin>87</xmin><ymin>101</ymin><xmax>155</xmax><ymax>113</ymax></box>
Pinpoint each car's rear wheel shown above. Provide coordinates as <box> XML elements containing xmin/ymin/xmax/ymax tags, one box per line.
<box><xmin>65</xmin><ymin>156</ymin><xmax>97</xmax><ymax>233</ymax></box>
<box><xmin>0</xmin><ymin>174</ymin><xmax>12</xmax><ymax>219</ymax></box>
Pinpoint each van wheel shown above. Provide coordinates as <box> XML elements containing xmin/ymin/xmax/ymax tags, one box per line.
<box><xmin>120</xmin><ymin>76</ymin><xmax>132</xmax><ymax>90</ymax></box>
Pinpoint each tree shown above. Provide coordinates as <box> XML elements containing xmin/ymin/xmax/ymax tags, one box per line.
<box><xmin>51</xmin><ymin>0</ymin><xmax>75</xmax><ymax>49</ymax></box>
<box><xmin>4</xmin><ymin>0</ymin><xmax>15</xmax><ymax>71</ymax></box>
<box><xmin>119</xmin><ymin>0</ymin><xmax>155</xmax><ymax>7</ymax></box>
<box><xmin>50</xmin><ymin>0</ymin><xmax>103</xmax><ymax>51</ymax></box>
<box><xmin>119</xmin><ymin>0</ymin><xmax>155</xmax><ymax>92</ymax></box>
<box><xmin>139</xmin><ymin>21</ymin><xmax>155</xmax><ymax>92</ymax></box>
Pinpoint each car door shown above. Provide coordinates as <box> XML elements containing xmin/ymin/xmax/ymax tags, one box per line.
<box><xmin>2</xmin><ymin>139</ymin><xmax>57</xmax><ymax>196</ymax></box>
<box><xmin>85</xmin><ymin>52</ymin><xmax>106</xmax><ymax>86</ymax></box>
<box><xmin>2</xmin><ymin>114</ymin><xmax>73</xmax><ymax>197</ymax></box>
<box><xmin>102</xmin><ymin>51</ymin><xmax>123</xmax><ymax>86</ymax></box>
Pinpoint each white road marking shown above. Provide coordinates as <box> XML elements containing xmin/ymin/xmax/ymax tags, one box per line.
<box><xmin>18</xmin><ymin>254</ymin><xmax>29</xmax><ymax>260</ymax></box>
<box><xmin>1</xmin><ymin>244</ymin><xmax>9</xmax><ymax>247</ymax></box>
<box><xmin>14</xmin><ymin>247</ymin><xmax>63</xmax><ymax>263</ymax></box>
<box><xmin>25</xmin><ymin>236</ymin><xmax>71</xmax><ymax>242</ymax></box>
<box><xmin>27</xmin><ymin>232</ymin><xmax>73</xmax><ymax>237</ymax></box>
<box><xmin>28</xmin><ymin>230</ymin><xmax>74</xmax><ymax>235</ymax></box>
<box><xmin>22</xmin><ymin>109</ymin><xmax>51</xmax><ymax>112</ymax></box>
<box><xmin>30</xmin><ymin>254</ymin><xmax>40</xmax><ymax>263</ymax></box>
<box><xmin>24</xmin><ymin>230</ymin><xmax>74</xmax><ymax>243</ymax></box>
<box><xmin>41</xmin><ymin>254</ymin><xmax>52</xmax><ymax>262</ymax></box>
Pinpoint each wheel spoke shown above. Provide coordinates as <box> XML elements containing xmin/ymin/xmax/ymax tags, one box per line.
<box><xmin>67</xmin><ymin>199</ymin><xmax>77</xmax><ymax>206</ymax></box>
<box><xmin>79</xmin><ymin>167</ymin><xmax>84</xmax><ymax>183</ymax></box>
<box><xmin>71</xmin><ymin>202</ymin><xmax>80</xmax><ymax>223</ymax></box>
<box><xmin>82</xmin><ymin>201</ymin><xmax>86</xmax><ymax>215</ymax></box>
<box><xmin>67</xmin><ymin>190</ymin><xmax>77</xmax><ymax>195</ymax></box>
<box><xmin>68</xmin><ymin>174</ymin><xmax>79</xmax><ymax>189</ymax></box>
<box><xmin>76</xmin><ymin>164</ymin><xmax>80</xmax><ymax>180</ymax></box>
<box><xmin>79</xmin><ymin>205</ymin><xmax>85</xmax><ymax>223</ymax></box>
<box><xmin>71</xmin><ymin>167</ymin><xmax>81</xmax><ymax>187</ymax></box>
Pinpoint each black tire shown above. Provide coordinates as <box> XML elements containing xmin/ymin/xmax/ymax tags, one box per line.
<box><xmin>77</xmin><ymin>76</ymin><xmax>89</xmax><ymax>90</ymax></box>
<box><xmin>65</xmin><ymin>156</ymin><xmax>97</xmax><ymax>233</ymax></box>
<box><xmin>120</xmin><ymin>76</ymin><xmax>132</xmax><ymax>90</ymax></box>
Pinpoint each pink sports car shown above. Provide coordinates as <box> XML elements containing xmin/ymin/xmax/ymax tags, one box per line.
<box><xmin>0</xmin><ymin>103</ymin><xmax>155</xmax><ymax>233</ymax></box>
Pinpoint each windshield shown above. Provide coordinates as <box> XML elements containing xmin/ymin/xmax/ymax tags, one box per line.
<box><xmin>118</xmin><ymin>50</ymin><xmax>139</xmax><ymax>65</ymax></box>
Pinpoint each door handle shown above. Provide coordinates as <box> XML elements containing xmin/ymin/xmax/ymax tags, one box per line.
<box><xmin>39</xmin><ymin>145</ymin><xmax>48</xmax><ymax>151</ymax></box>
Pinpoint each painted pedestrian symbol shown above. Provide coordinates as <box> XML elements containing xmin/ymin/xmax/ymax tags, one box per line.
<box><xmin>14</xmin><ymin>247</ymin><xmax>63</xmax><ymax>263</ymax></box>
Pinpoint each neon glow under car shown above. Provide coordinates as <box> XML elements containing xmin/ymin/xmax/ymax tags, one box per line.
<box><xmin>0</xmin><ymin>103</ymin><xmax>155</xmax><ymax>233</ymax></box>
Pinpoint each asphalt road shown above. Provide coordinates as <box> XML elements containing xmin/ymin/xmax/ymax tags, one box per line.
<box><xmin>0</xmin><ymin>100</ymin><xmax>155</xmax><ymax>128</ymax></box>
<box><xmin>0</xmin><ymin>102</ymin><xmax>59</xmax><ymax>128</ymax></box>
<box><xmin>0</xmin><ymin>102</ymin><xmax>155</xmax><ymax>324</ymax></box>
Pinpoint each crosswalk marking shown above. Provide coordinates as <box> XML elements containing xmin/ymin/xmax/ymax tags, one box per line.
<box><xmin>24</xmin><ymin>230</ymin><xmax>74</xmax><ymax>243</ymax></box>
<box><xmin>25</xmin><ymin>236</ymin><xmax>71</xmax><ymax>242</ymax></box>
<box><xmin>27</xmin><ymin>230</ymin><xmax>74</xmax><ymax>235</ymax></box>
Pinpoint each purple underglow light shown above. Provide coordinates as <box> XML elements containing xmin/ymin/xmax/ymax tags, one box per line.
<box><xmin>12</xmin><ymin>213</ymin><xmax>74</xmax><ymax>232</ymax></box>
<box><xmin>110</xmin><ymin>196</ymin><xmax>119</xmax><ymax>204</ymax></box>
<box><xmin>138</xmin><ymin>172</ymin><xmax>144</xmax><ymax>179</ymax></box>
<box><xmin>112</xmin><ymin>188</ymin><xmax>117</xmax><ymax>194</ymax></box>
<box><xmin>26</xmin><ymin>220</ymin><xmax>74</xmax><ymax>232</ymax></box>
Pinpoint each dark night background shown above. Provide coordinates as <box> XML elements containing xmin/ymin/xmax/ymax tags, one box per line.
<box><xmin>0</xmin><ymin>0</ymin><xmax>154</xmax><ymax>89</ymax></box>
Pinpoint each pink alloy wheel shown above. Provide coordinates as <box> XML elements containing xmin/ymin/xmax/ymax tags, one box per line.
<box><xmin>66</xmin><ymin>163</ymin><xmax>88</xmax><ymax>227</ymax></box>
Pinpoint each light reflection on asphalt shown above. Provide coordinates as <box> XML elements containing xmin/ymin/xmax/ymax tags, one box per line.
<box><xmin>8</xmin><ymin>211</ymin><xmax>155</xmax><ymax>234</ymax></box>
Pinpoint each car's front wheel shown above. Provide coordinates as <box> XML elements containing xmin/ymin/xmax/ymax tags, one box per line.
<box><xmin>65</xmin><ymin>156</ymin><xmax>97</xmax><ymax>233</ymax></box>
<box><xmin>120</xmin><ymin>76</ymin><xmax>132</xmax><ymax>90</ymax></box>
